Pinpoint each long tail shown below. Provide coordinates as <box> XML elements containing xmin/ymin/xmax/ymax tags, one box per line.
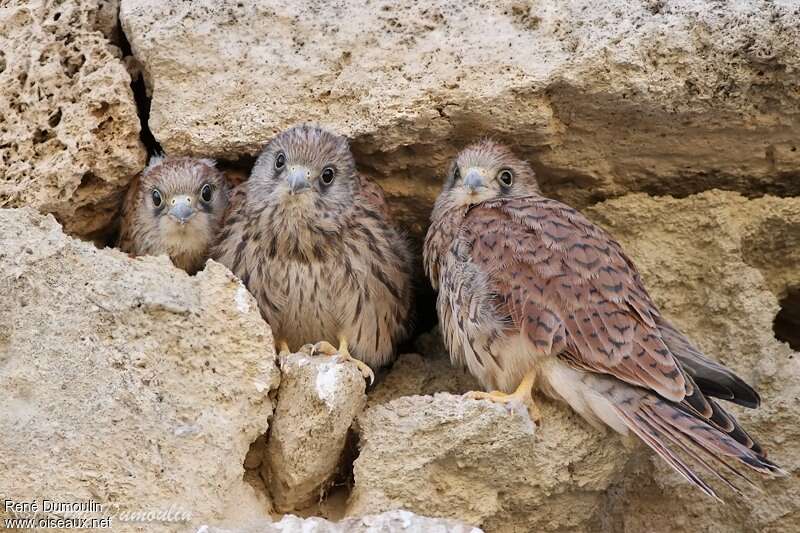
<box><xmin>657</xmin><ymin>316</ymin><xmax>761</xmax><ymax>409</ymax></box>
<box><xmin>589</xmin><ymin>374</ymin><xmax>785</xmax><ymax>501</ymax></box>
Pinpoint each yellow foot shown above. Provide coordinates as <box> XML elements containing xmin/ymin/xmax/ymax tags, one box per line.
<box><xmin>278</xmin><ymin>340</ymin><xmax>291</xmax><ymax>357</ymax></box>
<box><xmin>303</xmin><ymin>338</ymin><xmax>375</xmax><ymax>385</ymax></box>
<box><xmin>463</xmin><ymin>370</ymin><xmax>541</xmax><ymax>425</ymax></box>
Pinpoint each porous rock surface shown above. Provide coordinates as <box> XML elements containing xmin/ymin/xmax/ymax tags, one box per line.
<box><xmin>264</xmin><ymin>352</ymin><xmax>366</xmax><ymax>512</ymax></box>
<box><xmin>366</xmin><ymin>349</ymin><xmax>480</xmax><ymax>408</ymax></box>
<box><xmin>120</xmin><ymin>0</ymin><xmax>800</xmax><ymax>240</ymax></box>
<box><xmin>0</xmin><ymin>208</ymin><xmax>279</xmax><ymax>531</ymax></box>
<box><xmin>200</xmin><ymin>509</ymin><xmax>482</xmax><ymax>533</ymax></box>
<box><xmin>0</xmin><ymin>1</ymin><xmax>146</xmax><ymax>239</ymax></box>
<box><xmin>350</xmin><ymin>393</ymin><xmax>629</xmax><ymax>533</ymax></box>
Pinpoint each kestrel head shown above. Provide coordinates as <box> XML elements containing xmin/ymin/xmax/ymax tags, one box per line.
<box><xmin>438</xmin><ymin>140</ymin><xmax>541</xmax><ymax>209</ymax></box>
<box><xmin>249</xmin><ymin>124</ymin><xmax>358</xmax><ymax>219</ymax></box>
<box><xmin>137</xmin><ymin>155</ymin><xmax>228</xmax><ymax>255</ymax></box>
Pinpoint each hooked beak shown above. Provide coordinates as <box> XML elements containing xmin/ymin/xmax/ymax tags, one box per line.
<box><xmin>287</xmin><ymin>166</ymin><xmax>311</xmax><ymax>194</ymax></box>
<box><xmin>463</xmin><ymin>169</ymin><xmax>486</xmax><ymax>193</ymax></box>
<box><xmin>168</xmin><ymin>196</ymin><xmax>195</xmax><ymax>225</ymax></box>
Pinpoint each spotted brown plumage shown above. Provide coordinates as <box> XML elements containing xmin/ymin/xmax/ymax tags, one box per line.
<box><xmin>423</xmin><ymin>140</ymin><xmax>783</xmax><ymax>499</ymax></box>
<box><xmin>212</xmin><ymin>125</ymin><xmax>412</xmax><ymax>380</ymax></box>
<box><xmin>117</xmin><ymin>156</ymin><xmax>229</xmax><ymax>274</ymax></box>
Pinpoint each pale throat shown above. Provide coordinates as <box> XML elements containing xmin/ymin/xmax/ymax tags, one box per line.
<box><xmin>160</xmin><ymin>217</ymin><xmax>211</xmax><ymax>255</ymax></box>
<box><xmin>453</xmin><ymin>188</ymin><xmax>496</xmax><ymax>207</ymax></box>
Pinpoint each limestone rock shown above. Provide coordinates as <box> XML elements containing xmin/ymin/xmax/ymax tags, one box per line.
<box><xmin>349</xmin><ymin>393</ymin><xmax>628</xmax><ymax>533</ymax></box>
<box><xmin>585</xmin><ymin>191</ymin><xmax>800</xmax><ymax>533</ymax></box>
<box><xmin>264</xmin><ymin>353</ymin><xmax>366</xmax><ymax>512</ymax></box>
<box><xmin>0</xmin><ymin>208</ymin><xmax>280</xmax><ymax>531</ymax></box>
<box><xmin>367</xmin><ymin>351</ymin><xmax>479</xmax><ymax>408</ymax></box>
<box><xmin>0</xmin><ymin>0</ymin><xmax>146</xmax><ymax>239</ymax></box>
<box><xmin>200</xmin><ymin>509</ymin><xmax>482</xmax><ymax>533</ymax></box>
<box><xmin>120</xmin><ymin>0</ymin><xmax>800</xmax><ymax>244</ymax></box>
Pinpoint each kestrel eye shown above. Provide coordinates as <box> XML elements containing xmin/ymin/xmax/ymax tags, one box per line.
<box><xmin>320</xmin><ymin>166</ymin><xmax>335</xmax><ymax>185</ymax></box>
<box><xmin>200</xmin><ymin>183</ymin><xmax>213</xmax><ymax>203</ymax></box>
<box><xmin>151</xmin><ymin>189</ymin><xmax>163</xmax><ymax>207</ymax></box>
<box><xmin>453</xmin><ymin>167</ymin><xmax>461</xmax><ymax>181</ymax></box>
<box><xmin>498</xmin><ymin>169</ymin><xmax>514</xmax><ymax>188</ymax></box>
<box><xmin>275</xmin><ymin>152</ymin><xmax>286</xmax><ymax>170</ymax></box>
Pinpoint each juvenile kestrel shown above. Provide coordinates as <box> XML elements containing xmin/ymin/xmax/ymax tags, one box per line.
<box><xmin>423</xmin><ymin>140</ymin><xmax>783</xmax><ymax>499</ymax></box>
<box><xmin>118</xmin><ymin>156</ymin><xmax>229</xmax><ymax>274</ymax></box>
<box><xmin>212</xmin><ymin>125</ymin><xmax>412</xmax><ymax>381</ymax></box>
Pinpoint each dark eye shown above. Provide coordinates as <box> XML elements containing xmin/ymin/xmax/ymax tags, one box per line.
<box><xmin>200</xmin><ymin>183</ymin><xmax>213</xmax><ymax>203</ymax></box>
<box><xmin>275</xmin><ymin>152</ymin><xmax>286</xmax><ymax>170</ymax></box>
<box><xmin>453</xmin><ymin>167</ymin><xmax>461</xmax><ymax>181</ymax></box>
<box><xmin>151</xmin><ymin>188</ymin><xmax>163</xmax><ymax>207</ymax></box>
<box><xmin>320</xmin><ymin>166</ymin><xmax>335</xmax><ymax>185</ymax></box>
<box><xmin>498</xmin><ymin>169</ymin><xmax>514</xmax><ymax>188</ymax></box>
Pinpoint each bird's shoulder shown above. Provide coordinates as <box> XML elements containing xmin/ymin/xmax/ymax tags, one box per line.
<box><xmin>465</xmin><ymin>194</ymin><xmax>608</xmax><ymax>242</ymax></box>
<box><xmin>423</xmin><ymin>203</ymin><xmax>471</xmax><ymax>288</ymax></box>
<box><xmin>211</xmin><ymin>183</ymin><xmax>254</xmax><ymax>261</ymax></box>
<box><xmin>220</xmin><ymin>182</ymin><xmax>250</xmax><ymax>226</ymax></box>
<box><xmin>354</xmin><ymin>173</ymin><xmax>390</xmax><ymax>219</ymax></box>
<box><xmin>462</xmin><ymin>195</ymin><xmax>639</xmax><ymax>289</ymax></box>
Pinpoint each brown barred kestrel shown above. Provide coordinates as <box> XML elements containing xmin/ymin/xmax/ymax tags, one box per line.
<box><xmin>212</xmin><ymin>125</ymin><xmax>412</xmax><ymax>382</ymax></box>
<box><xmin>423</xmin><ymin>140</ymin><xmax>783</xmax><ymax>499</ymax></box>
<box><xmin>118</xmin><ymin>156</ymin><xmax>229</xmax><ymax>274</ymax></box>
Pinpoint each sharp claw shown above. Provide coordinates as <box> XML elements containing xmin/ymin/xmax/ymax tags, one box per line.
<box><xmin>298</xmin><ymin>343</ymin><xmax>315</xmax><ymax>356</ymax></box>
<box><xmin>345</xmin><ymin>356</ymin><xmax>374</xmax><ymax>386</ymax></box>
<box><xmin>362</xmin><ymin>365</ymin><xmax>375</xmax><ymax>386</ymax></box>
<box><xmin>312</xmin><ymin>341</ymin><xmax>338</xmax><ymax>357</ymax></box>
<box><xmin>302</xmin><ymin>340</ymin><xmax>374</xmax><ymax>385</ymax></box>
<box><xmin>528</xmin><ymin>402</ymin><xmax>543</xmax><ymax>427</ymax></box>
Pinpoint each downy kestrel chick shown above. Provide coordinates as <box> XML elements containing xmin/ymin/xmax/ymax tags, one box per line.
<box><xmin>424</xmin><ymin>140</ymin><xmax>783</xmax><ymax>499</ymax></box>
<box><xmin>212</xmin><ymin>125</ymin><xmax>412</xmax><ymax>382</ymax></box>
<box><xmin>118</xmin><ymin>156</ymin><xmax>229</xmax><ymax>274</ymax></box>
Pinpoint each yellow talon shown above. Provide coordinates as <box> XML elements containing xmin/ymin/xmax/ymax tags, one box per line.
<box><xmin>309</xmin><ymin>340</ymin><xmax>337</xmax><ymax>356</ymax></box>
<box><xmin>308</xmin><ymin>337</ymin><xmax>375</xmax><ymax>385</ymax></box>
<box><xmin>464</xmin><ymin>370</ymin><xmax>541</xmax><ymax>425</ymax></box>
<box><xmin>278</xmin><ymin>340</ymin><xmax>291</xmax><ymax>357</ymax></box>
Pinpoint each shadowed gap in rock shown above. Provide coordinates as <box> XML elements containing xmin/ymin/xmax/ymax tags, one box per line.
<box><xmin>118</xmin><ymin>17</ymin><xmax>161</xmax><ymax>156</ymax></box>
<box><xmin>774</xmin><ymin>287</ymin><xmax>800</xmax><ymax>352</ymax></box>
<box><xmin>242</xmin><ymin>424</ymin><xmax>358</xmax><ymax>519</ymax></box>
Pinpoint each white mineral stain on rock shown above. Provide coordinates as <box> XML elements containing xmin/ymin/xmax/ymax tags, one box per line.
<box><xmin>174</xmin><ymin>424</ymin><xmax>200</xmax><ymax>437</ymax></box>
<box><xmin>315</xmin><ymin>362</ymin><xmax>341</xmax><ymax>410</ymax></box>
<box><xmin>235</xmin><ymin>284</ymin><xmax>251</xmax><ymax>314</ymax></box>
